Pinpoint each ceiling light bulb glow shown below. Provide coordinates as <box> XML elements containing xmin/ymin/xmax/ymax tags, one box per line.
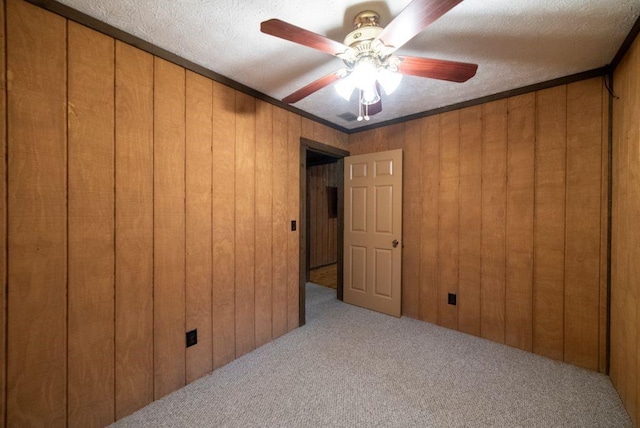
<box><xmin>334</xmin><ymin>74</ymin><xmax>356</xmax><ymax>101</ymax></box>
<box><xmin>377</xmin><ymin>67</ymin><xmax>402</xmax><ymax>95</ymax></box>
<box><xmin>352</xmin><ymin>56</ymin><xmax>378</xmax><ymax>90</ymax></box>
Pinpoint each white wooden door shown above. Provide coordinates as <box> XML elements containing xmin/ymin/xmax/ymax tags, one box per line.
<box><xmin>344</xmin><ymin>149</ymin><xmax>402</xmax><ymax>317</ymax></box>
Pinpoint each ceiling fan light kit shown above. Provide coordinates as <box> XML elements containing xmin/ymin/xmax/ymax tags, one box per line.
<box><xmin>260</xmin><ymin>0</ymin><xmax>478</xmax><ymax>122</ymax></box>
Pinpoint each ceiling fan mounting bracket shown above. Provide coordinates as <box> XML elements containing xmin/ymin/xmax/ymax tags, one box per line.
<box><xmin>352</xmin><ymin>10</ymin><xmax>380</xmax><ymax>29</ymax></box>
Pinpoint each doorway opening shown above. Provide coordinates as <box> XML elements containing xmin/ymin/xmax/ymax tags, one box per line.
<box><xmin>299</xmin><ymin>138</ymin><xmax>349</xmax><ymax>326</ymax></box>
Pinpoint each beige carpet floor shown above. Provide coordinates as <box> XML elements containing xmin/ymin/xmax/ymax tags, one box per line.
<box><xmin>112</xmin><ymin>283</ymin><xmax>630</xmax><ymax>427</ymax></box>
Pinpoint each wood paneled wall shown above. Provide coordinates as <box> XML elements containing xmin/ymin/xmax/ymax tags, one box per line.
<box><xmin>350</xmin><ymin>77</ymin><xmax>609</xmax><ymax>372</ymax></box>
<box><xmin>308</xmin><ymin>162</ymin><xmax>339</xmax><ymax>268</ymax></box>
<box><xmin>611</xmin><ymin>34</ymin><xmax>640</xmax><ymax>426</ymax></box>
<box><xmin>0</xmin><ymin>1</ymin><xmax>347</xmax><ymax>425</ymax></box>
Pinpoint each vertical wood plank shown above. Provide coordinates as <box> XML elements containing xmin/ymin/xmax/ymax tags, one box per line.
<box><xmin>153</xmin><ymin>57</ymin><xmax>186</xmax><ymax>399</ymax></box>
<box><xmin>114</xmin><ymin>41</ymin><xmax>154</xmax><ymax>420</ymax></box>
<box><xmin>348</xmin><ymin>131</ymin><xmax>367</xmax><ymax>156</ymax></box>
<box><xmin>373</xmin><ymin>127</ymin><xmax>389</xmax><ymax>152</ymax></box>
<box><xmin>438</xmin><ymin>111</ymin><xmax>459</xmax><ymax>329</ymax></box>
<box><xmin>631</xmin><ymin>43</ymin><xmax>640</xmax><ymax>425</ymax></box>
<box><xmin>287</xmin><ymin>112</ymin><xmax>300</xmax><ymax>331</ymax></box>
<box><xmin>211</xmin><ymin>81</ymin><xmax>236</xmax><ymax>368</ymax></box>
<box><xmin>309</xmin><ymin>166</ymin><xmax>317</xmax><ymax>268</ymax></box>
<box><xmin>235</xmin><ymin>92</ymin><xmax>256</xmax><ymax>357</ymax></box>
<box><xmin>609</xmin><ymin>65</ymin><xmax>627</xmax><ymax>389</ymax></box>
<box><xmin>67</xmin><ymin>22</ymin><xmax>115</xmax><ymax>427</ymax></box>
<box><xmin>458</xmin><ymin>106</ymin><xmax>482</xmax><ymax>336</ymax></box>
<box><xmin>399</xmin><ymin>122</ymin><xmax>421</xmax><ymax>319</ymax></box>
<box><xmin>320</xmin><ymin>165</ymin><xmax>327</xmax><ymax>264</ymax></box>
<box><xmin>533</xmin><ymin>85</ymin><xmax>567</xmax><ymax>361</ymax></box>
<box><xmin>185</xmin><ymin>70</ymin><xmax>213</xmax><ymax>383</ymax></box>
<box><xmin>565</xmin><ymin>78</ymin><xmax>602</xmax><ymax>371</ymax></box>
<box><xmin>301</xmin><ymin>117</ymin><xmax>314</xmax><ymax>140</ymax></box>
<box><xmin>611</xmin><ymin>46</ymin><xmax>640</xmax><ymax>422</ymax></box>
<box><xmin>420</xmin><ymin>116</ymin><xmax>439</xmax><ymax>324</ymax></box>
<box><xmin>255</xmin><ymin>100</ymin><xmax>273</xmax><ymax>348</ymax></box>
<box><xmin>0</xmin><ymin>0</ymin><xmax>5</xmax><ymax>422</ymax></box>
<box><xmin>611</xmin><ymin>56</ymin><xmax>630</xmax><ymax>412</ymax></box>
<box><xmin>599</xmin><ymin>81</ymin><xmax>609</xmax><ymax>374</ymax></box>
<box><xmin>505</xmin><ymin>93</ymin><xmax>535</xmax><ymax>351</ymax></box>
<box><xmin>624</xmin><ymin>45</ymin><xmax>639</xmax><ymax>419</ymax></box>
<box><xmin>330</xmin><ymin>162</ymin><xmax>338</xmax><ymax>264</ymax></box>
<box><xmin>6</xmin><ymin>1</ymin><xmax>67</xmax><ymax>424</ymax></box>
<box><xmin>314</xmin><ymin>122</ymin><xmax>349</xmax><ymax>150</ymax></box>
<box><xmin>272</xmin><ymin>107</ymin><xmax>289</xmax><ymax>338</ymax></box>
<box><xmin>609</xmin><ymin>60</ymin><xmax>623</xmax><ymax>399</ymax></box>
<box><xmin>481</xmin><ymin>100</ymin><xmax>508</xmax><ymax>344</ymax></box>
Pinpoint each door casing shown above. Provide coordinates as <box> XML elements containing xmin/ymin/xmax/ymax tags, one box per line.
<box><xmin>299</xmin><ymin>138</ymin><xmax>349</xmax><ymax>327</ymax></box>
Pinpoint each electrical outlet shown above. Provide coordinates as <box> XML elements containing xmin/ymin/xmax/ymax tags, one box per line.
<box><xmin>448</xmin><ymin>293</ymin><xmax>457</xmax><ymax>306</ymax></box>
<box><xmin>186</xmin><ymin>329</ymin><xmax>197</xmax><ymax>348</ymax></box>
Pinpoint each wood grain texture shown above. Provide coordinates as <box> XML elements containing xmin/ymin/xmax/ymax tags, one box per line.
<box><xmin>481</xmin><ymin>100</ymin><xmax>508</xmax><ymax>344</ymax></box>
<box><xmin>309</xmin><ymin>166</ymin><xmax>318</xmax><ymax>267</ymax></box>
<box><xmin>6</xmin><ymin>1</ymin><xmax>67</xmax><ymax>424</ymax></box>
<box><xmin>185</xmin><ymin>70</ymin><xmax>213</xmax><ymax>383</ymax></box>
<box><xmin>319</xmin><ymin>166</ymin><xmax>327</xmax><ymax>265</ymax></box>
<box><xmin>114</xmin><ymin>40</ymin><xmax>154</xmax><ymax>420</ymax></box>
<box><xmin>610</xmin><ymin>58</ymin><xmax>625</xmax><ymax>401</ymax></box>
<box><xmin>631</xmin><ymin>44</ymin><xmax>640</xmax><ymax>424</ymax></box>
<box><xmin>533</xmin><ymin>85</ymin><xmax>567</xmax><ymax>361</ymax></box>
<box><xmin>348</xmin><ymin>131</ymin><xmax>367</xmax><ymax>156</ymax></box>
<box><xmin>211</xmin><ymin>81</ymin><xmax>236</xmax><ymax>368</ymax></box>
<box><xmin>420</xmin><ymin>116</ymin><xmax>439</xmax><ymax>324</ymax></box>
<box><xmin>308</xmin><ymin>163</ymin><xmax>339</xmax><ymax>268</ymax></box>
<box><xmin>625</xmin><ymin>48</ymin><xmax>638</xmax><ymax>417</ymax></box>
<box><xmin>599</xmin><ymin>81</ymin><xmax>609</xmax><ymax>375</ymax></box>
<box><xmin>0</xmin><ymin>0</ymin><xmax>6</xmax><ymax>424</ymax></box>
<box><xmin>67</xmin><ymin>22</ymin><xmax>115</xmax><ymax>427</ymax></box>
<box><xmin>623</xmin><ymin>46</ymin><xmax>639</xmax><ymax>420</ymax></box>
<box><xmin>287</xmin><ymin>112</ymin><xmax>301</xmax><ymax>331</ymax></box>
<box><xmin>458</xmin><ymin>106</ymin><xmax>482</xmax><ymax>336</ymax></box>
<box><xmin>610</xmin><ymin>64</ymin><xmax>621</xmax><ymax>391</ymax></box>
<box><xmin>373</xmin><ymin>127</ymin><xmax>389</xmax><ymax>153</ymax></box>
<box><xmin>437</xmin><ymin>111</ymin><xmax>459</xmax><ymax>330</ymax></box>
<box><xmin>153</xmin><ymin>57</ymin><xmax>186</xmax><ymax>399</ymax></box>
<box><xmin>505</xmin><ymin>93</ymin><xmax>535</xmax><ymax>351</ymax></box>
<box><xmin>564</xmin><ymin>78</ymin><xmax>602</xmax><ymax>371</ymax></box>
<box><xmin>628</xmin><ymin>43</ymin><xmax>640</xmax><ymax>424</ymax></box>
<box><xmin>313</xmin><ymin>122</ymin><xmax>349</xmax><ymax>151</ymax></box>
<box><xmin>301</xmin><ymin>117</ymin><xmax>314</xmax><ymax>140</ymax></box>
<box><xmin>611</xmin><ymin>41</ymin><xmax>639</xmax><ymax>421</ymax></box>
<box><xmin>402</xmin><ymin>122</ymin><xmax>421</xmax><ymax>319</ymax></box>
<box><xmin>255</xmin><ymin>100</ymin><xmax>274</xmax><ymax>348</ymax></box>
<box><xmin>272</xmin><ymin>106</ymin><xmax>289</xmax><ymax>338</ymax></box>
<box><xmin>235</xmin><ymin>91</ymin><xmax>256</xmax><ymax>357</ymax></box>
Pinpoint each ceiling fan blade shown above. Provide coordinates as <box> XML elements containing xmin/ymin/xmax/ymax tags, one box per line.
<box><xmin>398</xmin><ymin>56</ymin><xmax>478</xmax><ymax>82</ymax></box>
<box><xmin>261</xmin><ymin>19</ymin><xmax>349</xmax><ymax>56</ymax></box>
<box><xmin>376</xmin><ymin>0</ymin><xmax>463</xmax><ymax>52</ymax></box>
<box><xmin>282</xmin><ymin>70</ymin><xmax>343</xmax><ymax>104</ymax></box>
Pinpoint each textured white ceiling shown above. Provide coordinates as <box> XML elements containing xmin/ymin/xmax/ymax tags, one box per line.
<box><xmin>57</xmin><ymin>0</ymin><xmax>640</xmax><ymax>130</ymax></box>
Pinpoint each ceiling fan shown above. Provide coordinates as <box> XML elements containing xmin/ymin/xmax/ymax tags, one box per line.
<box><xmin>261</xmin><ymin>0</ymin><xmax>478</xmax><ymax>121</ymax></box>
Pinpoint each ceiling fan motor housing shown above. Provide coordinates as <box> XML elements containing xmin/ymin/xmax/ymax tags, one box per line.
<box><xmin>344</xmin><ymin>10</ymin><xmax>383</xmax><ymax>49</ymax></box>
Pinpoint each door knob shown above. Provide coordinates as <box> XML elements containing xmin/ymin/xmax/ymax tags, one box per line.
<box><xmin>392</xmin><ymin>239</ymin><xmax>399</xmax><ymax>248</ymax></box>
